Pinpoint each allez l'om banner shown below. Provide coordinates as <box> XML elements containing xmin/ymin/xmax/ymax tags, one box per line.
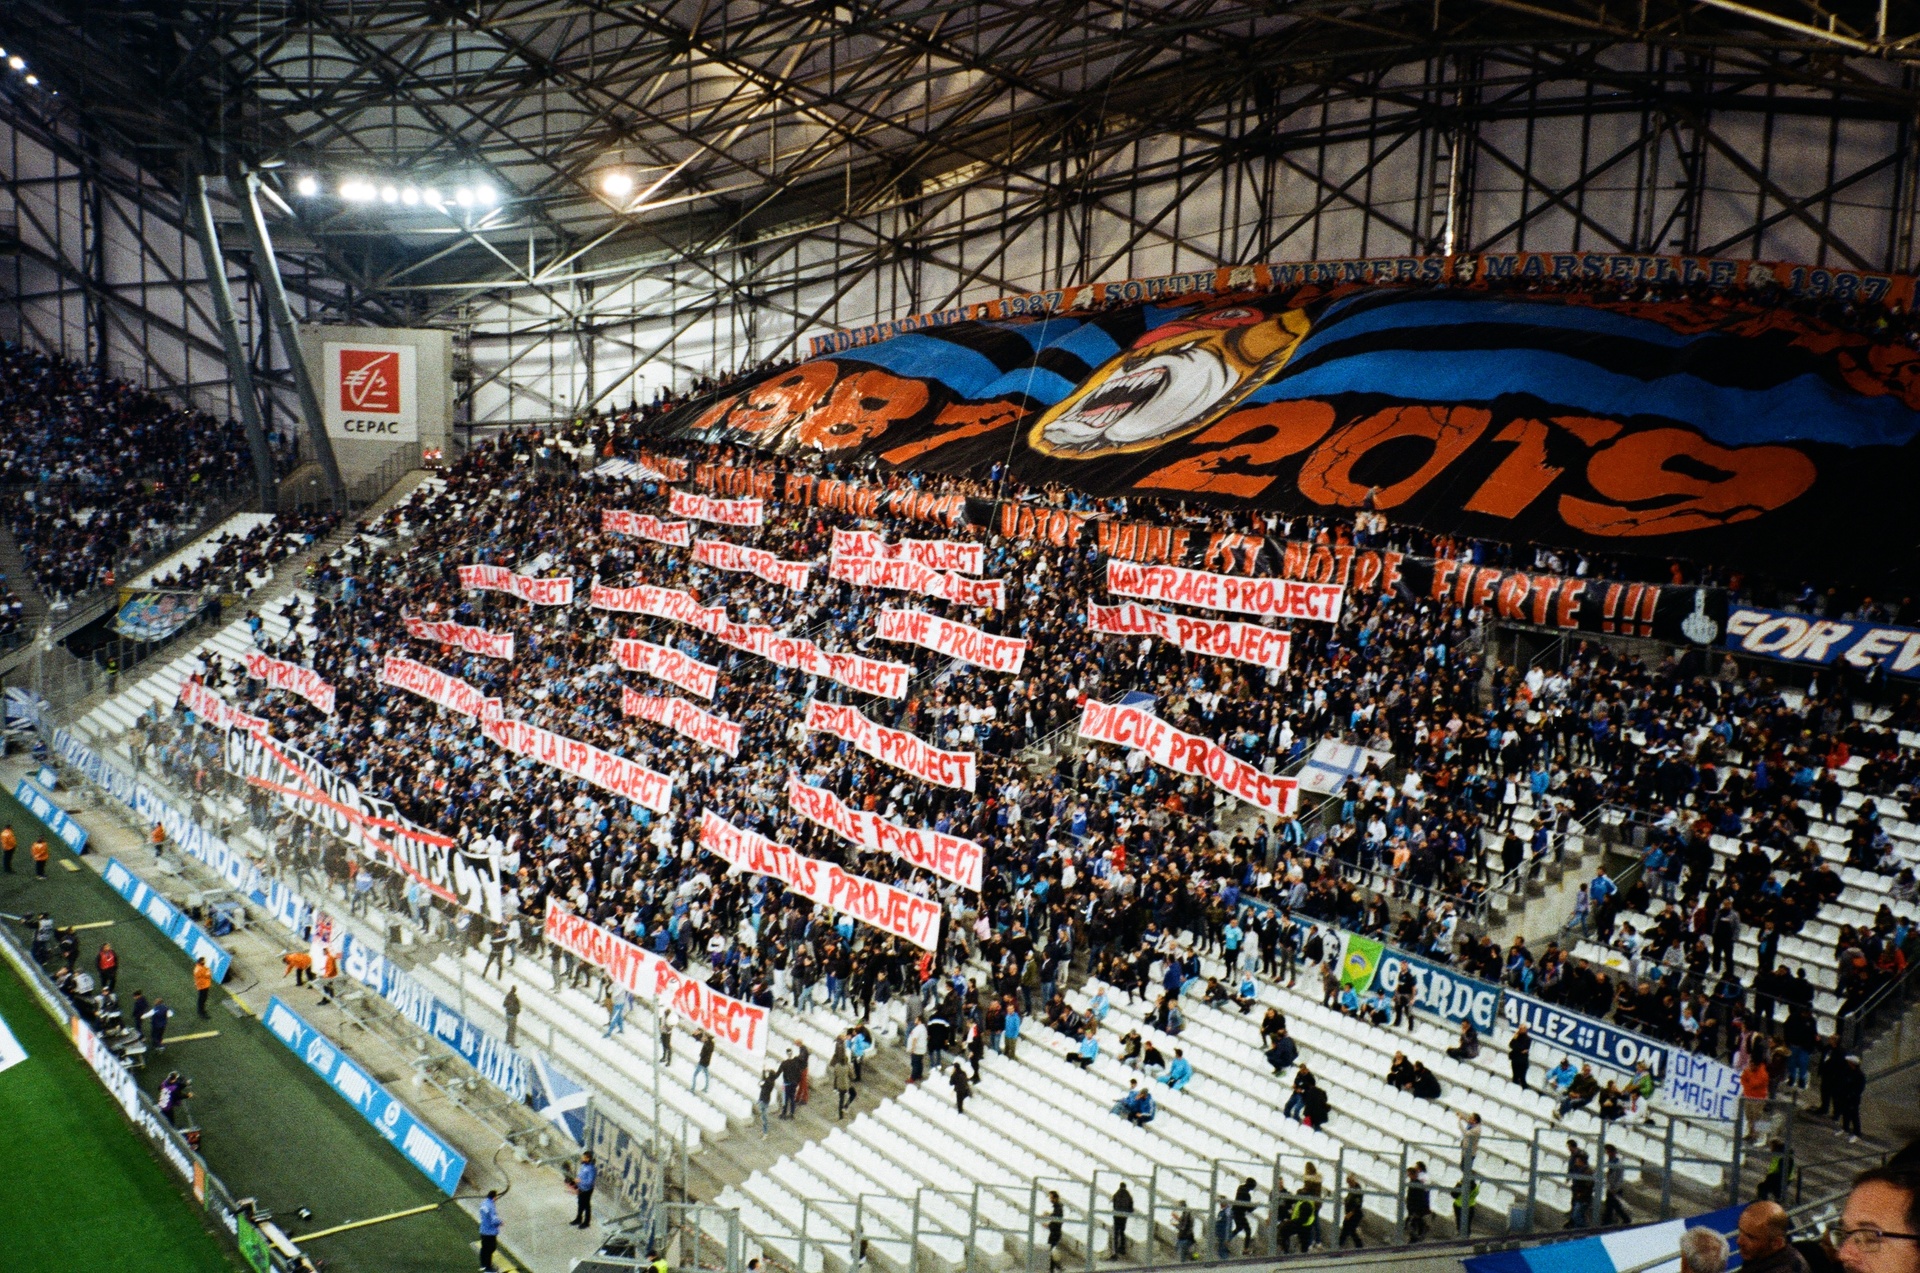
<box><xmin>1077</xmin><ymin>696</ymin><xmax>1299</xmax><ymax>815</ymax></box>
<box><xmin>621</xmin><ymin>687</ymin><xmax>742</xmax><ymax>757</ymax></box>
<box><xmin>405</xmin><ymin>615</ymin><xmax>515</xmax><ymax>660</ymax></box>
<box><xmin>873</xmin><ymin>607</ymin><xmax>1027</xmax><ymax>674</ymax></box>
<box><xmin>669</xmin><ymin>487</ymin><xmax>764</xmax><ymax>527</ymax></box>
<box><xmin>602</xmin><ymin>509</ymin><xmax>692</xmax><ymax>547</ymax></box>
<box><xmin>546</xmin><ymin>904</ymin><xmax>770</xmax><ymax>1057</ymax></box>
<box><xmin>614</xmin><ymin>636</ymin><xmax>719</xmax><ymax>699</ymax></box>
<box><xmin>1087</xmin><ymin>600</ymin><xmax>1290</xmax><ymax>671</ymax></box>
<box><xmin>699</xmin><ymin>810</ymin><xmax>942</xmax><ymax>950</ymax></box>
<box><xmin>1106</xmin><ymin>559</ymin><xmax>1343</xmax><ymax>623</ymax></box>
<box><xmin>804</xmin><ymin>698</ymin><xmax>978</xmax><ymax>792</ymax></box>
<box><xmin>692</xmin><ymin>537</ymin><xmax>814</xmax><ymax>591</ymax></box>
<box><xmin>785</xmin><ymin>775</ymin><xmax>984</xmax><ymax>891</ymax></box>
<box><xmin>457</xmin><ymin>563</ymin><xmax>575</xmax><ymax>606</ymax></box>
<box><xmin>242</xmin><ymin>650</ymin><xmax>337</xmax><ymax>715</ymax></box>
<box><xmin>590</xmin><ymin>582</ymin><xmax>911</xmax><ymax>698</ymax></box>
<box><xmin>827</xmin><ymin>554</ymin><xmax>1005</xmax><ymax>610</ymax></box>
<box><xmin>830</xmin><ymin>528</ymin><xmax>985</xmax><ymax>576</ymax></box>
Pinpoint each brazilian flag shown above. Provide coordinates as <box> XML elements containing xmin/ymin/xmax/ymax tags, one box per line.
<box><xmin>1341</xmin><ymin>935</ymin><xmax>1385</xmax><ymax>992</ymax></box>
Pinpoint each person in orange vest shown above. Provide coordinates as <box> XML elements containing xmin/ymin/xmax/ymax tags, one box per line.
<box><xmin>319</xmin><ymin>947</ymin><xmax>340</xmax><ymax>1005</ymax></box>
<box><xmin>282</xmin><ymin>950</ymin><xmax>314</xmax><ymax>986</ymax></box>
<box><xmin>192</xmin><ymin>957</ymin><xmax>214</xmax><ymax>1018</ymax></box>
<box><xmin>30</xmin><ymin>836</ymin><xmax>49</xmax><ymax>879</ymax></box>
<box><xmin>1</xmin><ymin>824</ymin><xmax>15</xmax><ymax>873</ymax></box>
<box><xmin>150</xmin><ymin>823</ymin><xmax>166</xmax><ymax>857</ymax></box>
<box><xmin>95</xmin><ymin>942</ymin><xmax>118</xmax><ymax>993</ymax></box>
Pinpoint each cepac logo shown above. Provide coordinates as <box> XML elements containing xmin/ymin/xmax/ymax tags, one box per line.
<box><xmin>338</xmin><ymin>348</ymin><xmax>403</xmax><ymax>415</ymax></box>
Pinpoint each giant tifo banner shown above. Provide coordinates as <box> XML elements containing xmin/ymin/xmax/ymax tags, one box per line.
<box><xmin>1077</xmin><ymin>696</ymin><xmax>1298</xmax><ymax>816</ymax></box>
<box><xmin>242</xmin><ymin>651</ymin><xmax>337</xmax><ymax>715</ymax></box>
<box><xmin>614</xmin><ymin>636</ymin><xmax>719</xmax><ymax>699</ymax></box>
<box><xmin>785</xmin><ymin>776</ymin><xmax>985</xmax><ymax>891</ymax></box>
<box><xmin>827</xmin><ymin>554</ymin><xmax>1004</xmax><ymax>609</ymax></box>
<box><xmin>803</xmin><ymin>699</ymin><xmax>977</xmax><ymax>791</ymax></box>
<box><xmin>873</xmin><ymin>607</ymin><xmax>1027</xmax><ymax>674</ymax></box>
<box><xmin>1106</xmin><ymin>560</ymin><xmax>1343</xmax><ymax>623</ymax></box>
<box><xmin>1087</xmin><ymin>600</ymin><xmax>1289</xmax><ymax>671</ymax></box>
<box><xmin>1722</xmin><ymin>604</ymin><xmax>1920</xmax><ymax>680</ymax></box>
<box><xmin>602</xmin><ymin>509</ymin><xmax>692</xmax><ymax>547</ymax></box>
<box><xmin>667</xmin><ymin>284</ymin><xmax>1920</xmax><ymax>583</ymax></box>
<box><xmin>699</xmin><ymin>810</ymin><xmax>942</xmax><ymax>950</ymax></box>
<box><xmin>621</xmin><ymin>687</ymin><xmax>742</xmax><ymax>758</ymax></box>
<box><xmin>405</xmin><ymin>615</ymin><xmax>514</xmax><ymax>660</ymax></box>
<box><xmin>668</xmin><ymin>488</ymin><xmax>764</xmax><ymax>527</ymax></box>
<box><xmin>457</xmin><ymin>563</ymin><xmax>575</xmax><ymax>606</ymax></box>
<box><xmin>589</xmin><ymin>583</ymin><xmax>911</xmax><ymax>698</ymax></box>
<box><xmin>545</xmin><ymin>905</ymin><xmax>769</xmax><ymax>1058</ymax></box>
<box><xmin>692</xmin><ymin>538</ymin><xmax>814</xmax><ymax>592</ymax></box>
<box><xmin>830</xmin><ymin>528</ymin><xmax>985</xmax><ymax>575</ymax></box>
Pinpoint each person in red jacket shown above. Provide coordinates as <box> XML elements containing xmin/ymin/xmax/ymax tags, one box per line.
<box><xmin>94</xmin><ymin>942</ymin><xmax>117</xmax><ymax>993</ymax></box>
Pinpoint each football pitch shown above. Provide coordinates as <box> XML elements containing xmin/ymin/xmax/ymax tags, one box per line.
<box><xmin>0</xmin><ymin>788</ymin><xmax>490</xmax><ymax>1272</ymax></box>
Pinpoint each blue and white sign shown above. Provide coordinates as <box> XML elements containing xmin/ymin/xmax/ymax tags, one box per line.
<box><xmin>13</xmin><ymin>777</ymin><xmax>88</xmax><ymax>854</ymax></box>
<box><xmin>263</xmin><ymin>995</ymin><xmax>467</xmax><ymax>1195</ymax></box>
<box><xmin>100</xmin><ymin>857</ymin><xmax>232</xmax><ymax>983</ymax></box>
<box><xmin>337</xmin><ymin>934</ymin><xmax>530</xmax><ymax>1102</ymax></box>
<box><xmin>1661</xmin><ymin>1049</ymin><xmax>1741</xmax><ymax>1122</ymax></box>
<box><xmin>1724</xmin><ymin>605</ymin><xmax>1920</xmax><ymax>681</ymax></box>
<box><xmin>1373</xmin><ymin>947</ymin><xmax>1501</xmax><ymax>1032</ymax></box>
<box><xmin>1502</xmin><ymin>990</ymin><xmax>1670</xmax><ymax>1079</ymax></box>
<box><xmin>0</xmin><ymin>1007</ymin><xmax>26</xmax><ymax>1074</ymax></box>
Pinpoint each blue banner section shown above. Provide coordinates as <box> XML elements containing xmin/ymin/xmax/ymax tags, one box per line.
<box><xmin>101</xmin><ymin>857</ymin><xmax>232</xmax><ymax>983</ymax></box>
<box><xmin>1463</xmin><ymin>1204</ymin><xmax>1744</xmax><ymax>1273</ymax></box>
<box><xmin>13</xmin><ymin>777</ymin><xmax>88</xmax><ymax>854</ymax></box>
<box><xmin>262</xmin><ymin>995</ymin><xmax>467</xmax><ymax>1195</ymax></box>
<box><xmin>336</xmin><ymin>933</ymin><xmax>531</xmax><ymax>1102</ymax></box>
<box><xmin>1502</xmin><ymin>990</ymin><xmax>1671</xmax><ymax>1080</ymax></box>
<box><xmin>1373</xmin><ymin>946</ymin><xmax>1502</xmax><ymax>1032</ymax></box>
<box><xmin>55</xmin><ymin>728</ymin><xmax>311</xmax><ymax>934</ymax></box>
<box><xmin>1723</xmin><ymin>605</ymin><xmax>1920</xmax><ymax>680</ymax></box>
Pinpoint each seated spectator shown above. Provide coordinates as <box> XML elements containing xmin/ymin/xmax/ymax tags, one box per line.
<box><xmin>1446</xmin><ymin>1021</ymin><xmax>1482</xmax><ymax>1060</ymax></box>
<box><xmin>1233</xmin><ymin>975</ymin><xmax>1260</xmax><ymax>1014</ymax></box>
<box><xmin>1160</xmin><ymin>1048</ymin><xmax>1193</xmax><ymax>1090</ymax></box>
<box><xmin>1558</xmin><ymin>1064</ymin><xmax>1602</xmax><ymax>1117</ymax></box>
<box><xmin>1546</xmin><ymin>1057</ymin><xmax>1579</xmax><ymax>1096</ymax></box>
<box><xmin>1284</xmin><ymin>1065</ymin><xmax>1316</xmax><ymax>1120</ymax></box>
<box><xmin>1265</xmin><ymin>1028</ymin><xmax>1299</xmax><ymax>1074</ymax></box>
<box><xmin>1409</xmin><ymin>1061</ymin><xmax>1443</xmax><ymax>1101</ymax></box>
<box><xmin>1118</xmin><ymin>1029</ymin><xmax>1143</xmax><ymax>1069</ymax></box>
<box><xmin>1068</xmin><ymin>1031</ymin><xmax>1098</xmax><ymax>1069</ymax></box>
<box><xmin>1201</xmin><ymin>977</ymin><xmax>1231</xmax><ymax>1010</ymax></box>
<box><xmin>1141</xmin><ymin>1041</ymin><xmax>1167</xmax><ymax>1078</ymax></box>
<box><xmin>1387</xmin><ymin>1052</ymin><xmax>1415</xmax><ymax>1090</ymax></box>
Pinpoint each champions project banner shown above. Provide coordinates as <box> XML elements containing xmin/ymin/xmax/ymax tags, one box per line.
<box><xmin>666</xmin><ymin>283</ymin><xmax>1920</xmax><ymax>583</ymax></box>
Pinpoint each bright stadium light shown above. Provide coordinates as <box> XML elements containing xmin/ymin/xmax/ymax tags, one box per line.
<box><xmin>8</xmin><ymin>56</ymin><xmax>24</xmax><ymax>70</ymax></box>
<box><xmin>475</xmin><ymin>182</ymin><xmax>498</xmax><ymax>206</ymax></box>
<box><xmin>601</xmin><ymin>170</ymin><xmax>634</xmax><ymax>198</ymax></box>
<box><xmin>424</xmin><ymin>187</ymin><xmax>443</xmax><ymax>207</ymax></box>
<box><xmin>455</xmin><ymin>187</ymin><xmax>474</xmax><ymax>207</ymax></box>
<box><xmin>296</xmin><ymin>175</ymin><xmax>319</xmax><ymax>197</ymax></box>
<box><xmin>380</xmin><ymin>184</ymin><xmax>399</xmax><ymax>203</ymax></box>
<box><xmin>401</xmin><ymin>185</ymin><xmax>419</xmax><ymax>205</ymax></box>
<box><xmin>23</xmin><ymin>75</ymin><xmax>36</xmax><ymax>86</ymax></box>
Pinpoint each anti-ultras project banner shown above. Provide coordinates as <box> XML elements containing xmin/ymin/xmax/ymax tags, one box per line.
<box><xmin>662</xmin><ymin>285</ymin><xmax>1920</xmax><ymax>582</ymax></box>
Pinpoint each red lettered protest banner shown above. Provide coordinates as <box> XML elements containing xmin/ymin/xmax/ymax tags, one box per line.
<box><xmin>803</xmin><ymin>699</ymin><xmax>976</xmax><ymax>792</ymax></box>
<box><xmin>830</xmin><ymin>528</ymin><xmax>985</xmax><ymax>576</ymax></box>
<box><xmin>243</xmin><ymin>651</ymin><xmax>337</xmax><ymax>715</ymax></box>
<box><xmin>545</xmin><ymin>905</ymin><xmax>768</xmax><ymax>1058</ymax></box>
<box><xmin>177</xmin><ymin>677</ymin><xmax>268</xmax><ymax>736</ymax></box>
<box><xmin>1105</xmin><ymin>559</ymin><xmax>1342</xmax><ymax>623</ymax></box>
<box><xmin>1077</xmin><ymin>697</ymin><xmax>1299</xmax><ymax>816</ymax></box>
<box><xmin>692</xmin><ymin>538</ymin><xmax>814</xmax><ymax>592</ymax></box>
<box><xmin>379</xmin><ymin>654</ymin><xmax>501</xmax><ymax>720</ymax></box>
<box><xmin>480</xmin><ymin>715</ymin><xmax>672</xmax><ymax>813</ymax></box>
<box><xmin>405</xmin><ymin>615</ymin><xmax>515</xmax><ymax>661</ymax></box>
<box><xmin>669</xmin><ymin>488</ymin><xmax>764</xmax><ymax>527</ymax></box>
<box><xmin>457</xmin><ymin>563</ymin><xmax>575</xmax><ymax>606</ymax></box>
<box><xmin>827</xmin><ymin>555</ymin><xmax>1004</xmax><ymax>609</ymax></box>
<box><xmin>602</xmin><ymin>509</ymin><xmax>693</xmax><ymax>547</ymax></box>
<box><xmin>620</xmin><ymin>687</ymin><xmax>742</xmax><ymax>757</ymax></box>
<box><xmin>785</xmin><ymin>776</ymin><xmax>984</xmax><ymax>891</ymax></box>
<box><xmin>699</xmin><ymin>811</ymin><xmax>942</xmax><ymax>949</ymax></box>
<box><xmin>874</xmin><ymin>607</ymin><xmax>1027</xmax><ymax>674</ymax></box>
<box><xmin>614</xmin><ymin>637</ymin><xmax>719</xmax><ymax>699</ymax></box>
<box><xmin>1087</xmin><ymin>601</ymin><xmax>1290</xmax><ymax>671</ymax></box>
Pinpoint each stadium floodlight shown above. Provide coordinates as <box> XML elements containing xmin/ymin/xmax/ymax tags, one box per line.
<box><xmin>424</xmin><ymin>187</ymin><xmax>444</xmax><ymax>207</ymax></box>
<box><xmin>475</xmin><ymin>182</ymin><xmax>498</xmax><ymax>206</ymax></box>
<box><xmin>296</xmin><ymin>175</ymin><xmax>319</xmax><ymax>197</ymax></box>
<box><xmin>601</xmin><ymin>170</ymin><xmax>635</xmax><ymax>198</ymax></box>
<box><xmin>23</xmin><ymin>75</ymin><xmax>36</xmax><ymax>86</ymax></box>
<box><xmin>455</xmin><ymin>187</ymin><xmax>474</xmax><ymax>207</ymax></box>
<box><xmin>8</xmin><ymin>56</ymin><xmax>24</xmax><ymax>70</ymax></box>
<box><xmin>401</xmin><ymin>186</ymin><xmax>420</xmax><ymax>205</ymax></box>
<box><xmin>380</xmin><ymin>185</ymin><xmax>399</xmax><ymax>203</ymax></box>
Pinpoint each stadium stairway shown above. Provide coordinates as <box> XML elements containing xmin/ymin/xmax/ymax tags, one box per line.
<box><xmin>0</xmin><ymin>516</ymin><xmax>51</xmax><ymax>624</ymax></box>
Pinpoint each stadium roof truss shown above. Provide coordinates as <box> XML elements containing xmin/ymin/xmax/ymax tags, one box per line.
<box><xmin>3</xmin><ymin>0</ymin><xmax>1920</xmax><ymax>423</ymax></box>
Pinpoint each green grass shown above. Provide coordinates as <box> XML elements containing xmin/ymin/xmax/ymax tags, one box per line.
<box><xmin>0</xmin><ymin>789</ymin><xmax>486</xmax><ymax>1273</ymax></box>
<box><xmin>0</xmin><ymin>937</ymin><xmax>237</xmax><ymax>1272</ymax></box>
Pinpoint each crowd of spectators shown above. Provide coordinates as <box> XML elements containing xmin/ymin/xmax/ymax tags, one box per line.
<box><xmin>141</xmin><ymin>508</ymin><xmax>343</xmax><ymax>596</ymax></box>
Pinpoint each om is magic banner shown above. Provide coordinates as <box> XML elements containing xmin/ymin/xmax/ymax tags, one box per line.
<box><xmin>662</xmin><ymin>286</ymin><xmax>1920</xmax><ymax>583</ymax></box>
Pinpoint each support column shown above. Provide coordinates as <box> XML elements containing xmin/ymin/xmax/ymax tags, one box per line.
<box><xmin>188</xmin><ymin>172</ymin><xmax>279</xmax><ymax>513</ymax></box>
<box><xmin>237</xmin><ymin>169</ymin><xmax>344</xmax><ymax>506</ymax></box>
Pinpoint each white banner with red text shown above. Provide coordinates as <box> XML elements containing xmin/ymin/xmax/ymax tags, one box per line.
<box><xmin>405</xmin><ymin>615</ymin><xmax>515</xmax><ymax>661</ymax></box>
<box><xmin>614</xmin><ymin>637</ymin><xmax>719</xmax><ymax>699</ymax></box>
<box><xmin>873</xmin><ymin>607</ymin><xmax>1027</xmax><ymax>674</ymax></box>
<box><xmin>457</xmin><ymin>563</ymin><xmax>576</xmax><ymax>606</ymax></box>
<box><xmin>698</xmin><ymin>811</ymin><xmax>942</xmax><ymax>950</ymax></box>
<box><xmin>1077</xmin><ymin>696</ymin><xmax>1298</xmax><ymax>816</ymax></box>
<box><xmin>1087</xmin><ymin>601</ymin><xmax>1290</xmax><ymax>671</ymax></box>
<box><xmin>785</xmin><ymin>776</ymin><xmax>983</xmax><ymax>891</ymax></box>
<box><xmin>243</xmin><ymin>651</ymin><xmax>337</xmax><ymax>715</ymax></box>
<box><xmin>601</xmin><ymin>509</ymin><xmax>693</xmax><ymax>547</ymax></box>
<box><xmin>827</xmin><ymin>555</ymin><xmax>1004</xmax><ymax>610</ymax></box>
<box><xmin>1105</xmin><ymin>559</ymin><xmax>1342</xmax><ymax>623</ymax></box>
<box><xmin>669</xmin><ymin>488</ymin><xmax>764</xmax><ymax>527</ymax></box>
<box><xmin>829</xmin><ymin>529</ymin><xmax>985</xmax><ymax>576</ymax></box>
<box><xmin>544</xmin><ymin>905</ymin><xmax>769</xmax><ymax>1058</ymax></box>
<box><xmin>621</xmin><ymin>688</ymin><xmax>742</xmax><ymax>757</ymax></box>
<box><xmin>802</xmin><ymin>699</ymin><xmax>977</xmax><ymax>792</ymax></box>
<box><xmin>692</xmin><ymin>538</ymin><xmax>814</xmax><ymax>592</ymax></box>
<box><xmin>177</xmin><ymin>677</ymin><xmax>268</xmax><ymax>737</ymax></box>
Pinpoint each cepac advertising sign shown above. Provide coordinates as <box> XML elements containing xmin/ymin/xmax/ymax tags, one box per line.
<box><xmin>324</xmin><ymin>342</ymin><xmax>418</xmax><ymax>441</ymax></box>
